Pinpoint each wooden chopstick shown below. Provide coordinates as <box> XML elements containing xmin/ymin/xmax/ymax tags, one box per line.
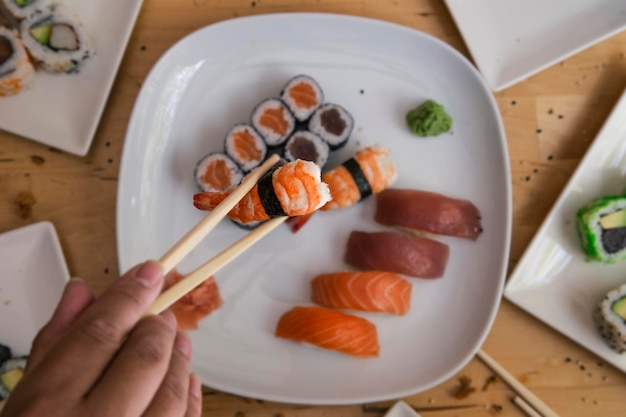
<box><xmin>513</xmin><ymin>396</ymin><xmax>543</xmax><ymax>417</ymax></box>
<box><xmin>147</xmin><ymin>217</ymin><xmax>286</xmax><ymax>316</ymax></box>
<box><xmin>477</xmin><ymin>349</ymin><xmax>559</xmax><ymax>417</ymax></box>
<box><xmin>158</xmin><ymin>153</ymin><xmax>280</xmax><ymax>275</ymax></box>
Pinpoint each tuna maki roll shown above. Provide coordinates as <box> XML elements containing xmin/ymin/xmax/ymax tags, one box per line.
<box><xmin>594</xmin><ymin>283</ymin><xmax>626</xmax><ymax>354</ymax></box>
<box><xmin>0</xmin><ymin>27</ymin><xmax>35</xmax><ymax>96</ymax></box>
<box><xmin>194</xmin><ymin>152</ymin><xmax>243</xmax><ymax>193</ymax></box>
<box><xmin>280</xmin><ymin>74</ymin><xmax>324</xmax><ymax>122</ymax></box>
<box><xmin>308</xmin><ymin>103</ymin><xmax>354</xmax><ymax>150</ymax></box>
<box><xmin>576</xmin><ymin>196</ymin><xmax>626</xmax><ymax>263</ymax></box>
<box><xmin>283</xmin><ymin>130</ymin><xmax>329</xmax><ymax>168</ymax></box>
<box><xmin>224</xmin><ymin>124</ymin><xmax>267</xmax><ymax>172</ymax></box>
<box><xmin>20</xmin><ymin>4</ymin><xmax>95</xmax><ymax>73</ymax></box>
<box><xmin>251</xmin><ymin>98</ymin><xmax>295</xmax><ymax>147</ymax></box>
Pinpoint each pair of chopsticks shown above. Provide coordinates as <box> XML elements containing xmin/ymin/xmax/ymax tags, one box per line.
<box><xmin>477</xmin><ymin>350</ymin><xmax>559</xmax><ymax>417</ymax></box>
<box><xmin>144</xmin><ymin>154</ymin><xmax>285</xmax><ymax>317</ymax></box>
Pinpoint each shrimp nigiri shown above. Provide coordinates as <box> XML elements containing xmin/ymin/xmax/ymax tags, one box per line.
<box><xmin>193</xmin><ymin>159</ymin><xmax>331</xmax><ymax>224</ymax></box>
<box><xmin>286</xmin><ymin>146</ymin><xmax>397</xmax><ymax>232</ymax></box>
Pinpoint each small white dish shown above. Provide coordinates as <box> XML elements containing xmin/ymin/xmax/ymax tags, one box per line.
<box><xmin>445</xmin><ymin>0</ymin><xmax>626</xmax><ymax>91</ymax></box>
<box><xmin>117</xmin><ymin>13</ymin><xmax>511</xmax><ymax>404</ymax></box>
<box><xmin>0</xmin><ymin>0</ymin><xmax>145</xmax><ymax>156</ymax></box>
<box><xmin>505</xmin><ymin>88</ymin><xmax>626</xmax><ymax>373</ymax></box>
<box><xmin>0</xmin><ymin>222</ymin><xmax>70</xmax><ymax>356</ymax></box>
<box><xmin>384</xmin><ymin>401</ymin><xmax>422</xmax><ymax>417</ymax></box>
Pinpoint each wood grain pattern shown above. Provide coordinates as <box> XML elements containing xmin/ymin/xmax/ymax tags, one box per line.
<box><xmin>1</xmin><ymin>0</ymin><xmax>626</xmax><ymax>416</ymax></box>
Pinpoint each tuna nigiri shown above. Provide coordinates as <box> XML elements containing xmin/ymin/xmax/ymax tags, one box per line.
<box><xmin>311</xmin><ymin>271</ymin><xmax>412</xmax><ymax>316</ymax></box>
<box><xmin>194</xmin><ymin>159</ymin><xmax>331</xmax><ymax>224</ymax></box>
<box><xmin>345</xmin><ymin>231</ymin><xmax>449</xmax><ymax>278</ymax></box>
<box><xmin>275</xmin><ymin>306</ymin><xmax>379</xmax><ymax>358</ymax></box>
<box><xmin>375</xmin><ymin>189</ymin><xmax>483</xmax><ymax>240</ymax></box>
<box><xmin>164</xmin><ymin>269</ymin><xmax>223</xmax><ymax>331</ymax></box>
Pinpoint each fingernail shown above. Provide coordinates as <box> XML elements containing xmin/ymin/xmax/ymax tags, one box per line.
<box><xmin>174</xmin><ymin>332</ymin><xmax>191</xmax><ymax>357</ymax></box>
<box><xmin>135</xmin><ymin>261</ymin><xmax>163</xmax><ymax>288</ymax></box>
<box><xmin>189</xmin><ymin>373</ymin><xmax>202</xmax><ymax>399</ymax></box>
<box><xmin>160</xmin><ymin>310</ymin><xmax>177</xmax><ymax>331</ymax></box>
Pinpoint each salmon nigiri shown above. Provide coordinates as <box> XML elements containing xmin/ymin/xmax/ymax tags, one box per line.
<box><xmin>164</xmin><ymin>269</ymin><xmax>223</xmax><ymax>331</ymax></box>
<box><xmin>311</xmin><ymin>271</ymin><xmax>412</xmax><ymax>316</ymax></box>
<box><xmin>275</xmin><ymin>306</ymin><xmax>379</xmax><ymax>358</ymax></box>
<box><xmin>194</xmin><ymin>159</ymin><xmax>331</xmax><ymax>224</ymax></box>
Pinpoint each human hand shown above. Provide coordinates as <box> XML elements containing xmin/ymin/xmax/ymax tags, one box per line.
<box><xmin>1</xmin><ymin>261</ymin><xmax>202</xmax><ymax>417</ymax></box>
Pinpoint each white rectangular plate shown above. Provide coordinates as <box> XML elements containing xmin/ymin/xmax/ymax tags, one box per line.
<box><xmin>505</xmin><ymin>88</ymin><xmax>626</xmax><ymax>373</ymax></box>
<box><xmin>0</xmin><ymin>222</ymin><xmax>69</xmax><ymax>355</ymax></box>
<box><xmin>444</xmin><ymin>0</ymin><xmax>626</xmax><ymax>91</ymax></box>
<box><xmin>0</xmin><ymin>0</ymin><xmax>144</xmax><ymax>156</ymax></box>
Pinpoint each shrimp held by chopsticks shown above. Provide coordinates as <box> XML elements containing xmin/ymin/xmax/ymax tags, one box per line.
<box><xmin>193</xmin><ymin>159</ymin><xmax>331</xmax><ymax>224</ymax></box>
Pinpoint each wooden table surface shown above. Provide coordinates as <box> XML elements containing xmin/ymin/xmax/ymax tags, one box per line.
<box><xmin>2</xmin><ymin>0</ymin><xmax>626</xmax><ymax>416</ymax></box>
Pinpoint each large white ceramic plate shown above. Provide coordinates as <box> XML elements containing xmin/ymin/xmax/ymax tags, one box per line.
<box><xmin>0</xmin><ymin>222</ymin><xmax>69</xmax><ymax>355</ymax></box>
<box><xmin>117</xmin><ymin>13</ymin><xmax>511</xmax><ymax>404</ymax></box>
<box><xmin>445</xmin><ymin>0</ymin><xmax>626</xmax><ymax>91</ymax></box>
<box><xmin>505</xmin><ymin>89</ymin><xmax>626</xmax><ymax>373</ymax></box>
<box><xmin>0</xmin><ymin>0</ymin><xmax>144</xmax><ymax>156</ymax></box>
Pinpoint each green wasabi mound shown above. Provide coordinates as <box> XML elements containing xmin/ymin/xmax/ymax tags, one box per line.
<box><xmin>406</xmin><ymin>99</ymin><xmax>452</xmax><ymax>137</ymax></box>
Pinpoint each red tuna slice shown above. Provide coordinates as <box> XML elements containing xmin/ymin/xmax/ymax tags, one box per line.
<box><xmin>375</xmin><ymin>189</ymin><xmax>483</xmax><ymax>240</ymax></box>
<box><xmin>345</xmin><ymin>231</ymin><xmax>449</xmax><ymax>278</ymax></box>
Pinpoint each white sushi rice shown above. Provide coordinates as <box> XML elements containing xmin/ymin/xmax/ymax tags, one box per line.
<box><xmin>251</xmin><ymin>98</ymin><xmax>295</xmax><ymax>146</ymax></box>
<box><xmin>284</xmin><ymin>130</ymin><xmax>329</xmax><ymax>168</ymax></box>
<box><xmin>2</xmin><ymin>0</ymin><xmax>55</xmax><ymax>19</ymax></box>
<box><xmin>194</xmin><ymin>153</ymin><xmax>243</xmax><ymax>193</ymax></box>
<box><xmin>0</xmin><ymin>27</ymin><xmax>35</xmax><ymax>96</ymax></box>
<box><xmin>272</xmin><ymin>160</ymin><xmax>331</xmax><ymax>215</ymax></box>
<box><xmin>224</xmin><ymin>124</ymin><xmax>267</xmax><ymax>172</ymax></box>
<box><xmin>280</xmin><ymin>74</ymin><xmax>324</xmax><ymax>122</ymax></box>
<box><xmin>594</xmin><ymin>283</ymin><xmax>626</xmax><ymax>354</ymax></box>
<box><xmin>20</xmin><ymin>4</ymin><xmax>95</xmax><ymax>73</ymax></box>
<box><xmin>308</xmin><ymin>103</ymin><xmax>354</xmax><ymax>149</ymax></box>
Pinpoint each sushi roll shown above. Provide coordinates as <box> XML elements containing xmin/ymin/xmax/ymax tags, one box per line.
<box><xmin>224</xmin><ymin>124</ymin><xmax>267</xmax><ymax>172</ymax></box>
<box><xmin>1</xmin><ymin>0</ymin><xmax>52</xmax><ymax>19</ymax></box>
<box><xmin>251</xmin><ymin>98</ymin><xmax>295</xmax><ymax>147</ymax></box>
<box><xmin>0</xmin><ymin>27</ymin><xmax>35</xmax><ymax>96</ymax></box>
<box><xmin>576</xmin><ymin>196</ymin><xmax>626</xmax><ymax>263</ymax></box>
<box><xmin>594</xmin><ymin>283</ymin><xmax>626</xmax><ymax>354</ymax></box>
<box><xmin>283</xmin><ymin>130</ymin><xmax>329</xmax><ymax>168</ymax></box>
<box><xmin>194</xmin><ymin>152</ymin><xmax>243</xmax><ymax>193</ymax></box>
<box><xmin>280</xmin><ymin>74</ymin><xmax>324</xmax><ymax>122</ymax></box>
<box><xmin>308</xmin><ymin>103</ymin><xmax>354</xmax><ymax>150</ymax></box>
<box><xmin>20</xmin><ymin>4</ymin><xmax>95</xmax><ymax>74</ymax></box>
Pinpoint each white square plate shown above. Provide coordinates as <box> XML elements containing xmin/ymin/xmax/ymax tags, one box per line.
<box><xmin>0</xmin><ymin>222</ymin><xmax>69</xmax><ymax>355</ymax></box>
<box><xmin>444</xmin><ymin>0</ymin><xmax>626</xmax><ymax>91</ymax></box>
<box><xmin>384</xmin><ymin>401</ymin><xmax>422</xmax><ymax>417</ymax></box>
<box><xmin>0</xmin><ymin>0</ymin><xmax>144</xmax><ymax>156</ymax></box>
<box><xmin>505</xmin><ymin>88</ymin><xmax>626</xmax><ymax>373</ymax></box>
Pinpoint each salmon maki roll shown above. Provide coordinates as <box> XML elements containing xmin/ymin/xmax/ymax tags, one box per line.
<box><xmin>284</xmin><ymin>130</ymin><xmax>329</xmax><ymax>168</ymax></box>
<box><xmin>194</xmin><ymin>152</ymin><xmax>243</xmax><ymax>193</ymax></box>
<box><xmin>309</xmin><ymin>103</ymin><xmax>354</xmax><ymax>150</ymax></box>
<box><xmin>322</xmin><ymin>145</ymin><xmax>397</xmax><ymax>211</ymax></box>
<box><xmin>375</xmin><ymin>189</ymin><xmax>483</xmax><ymax>240</ymax></box>
<box><xmin>224</xmin><ymin>124</ymin><xmax>267</xmax><ymax>172</ymax></box>
<box><xmin>280</xmin><ymin>74</ymin><xmax>324</xmax><ymax>122</ymax></box>
<box><xmin>275</xmin><ymin>306</ymin><xmax>379</xmax><ymax>358</ymax></box>
<box><xmin>345</xmin><ymin>231</ymin><xmax>449</xmax><ymax>278</ymax></box>
<box><xmin>251</xmin><ymin>98</ymin><xmax>296</xmax><ymax>147</ymax></box>
<box><xmin>164</xmin><ymin>269</ymin><xmax>223</xmax><ymax>331</ymax></box>
<box><xmin>0</xmin><ymin>27</ymin><xmax>35</xmax><ymax>96</ymax></box>
<box><xmin>194</xmin><ymin>159</ymin><xmax>331</xmax><ymax>224</ymax></box>
<box><xmin>311</xmin><ymin>271</ymin><xmax>412</xmax><ymax>316</ymax></box>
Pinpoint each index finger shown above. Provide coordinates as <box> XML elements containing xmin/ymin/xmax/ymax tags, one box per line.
<box><xmin>26</xmin><ymin>261</ymin><xmax>165</xmax><ymax>399</ymax></box>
